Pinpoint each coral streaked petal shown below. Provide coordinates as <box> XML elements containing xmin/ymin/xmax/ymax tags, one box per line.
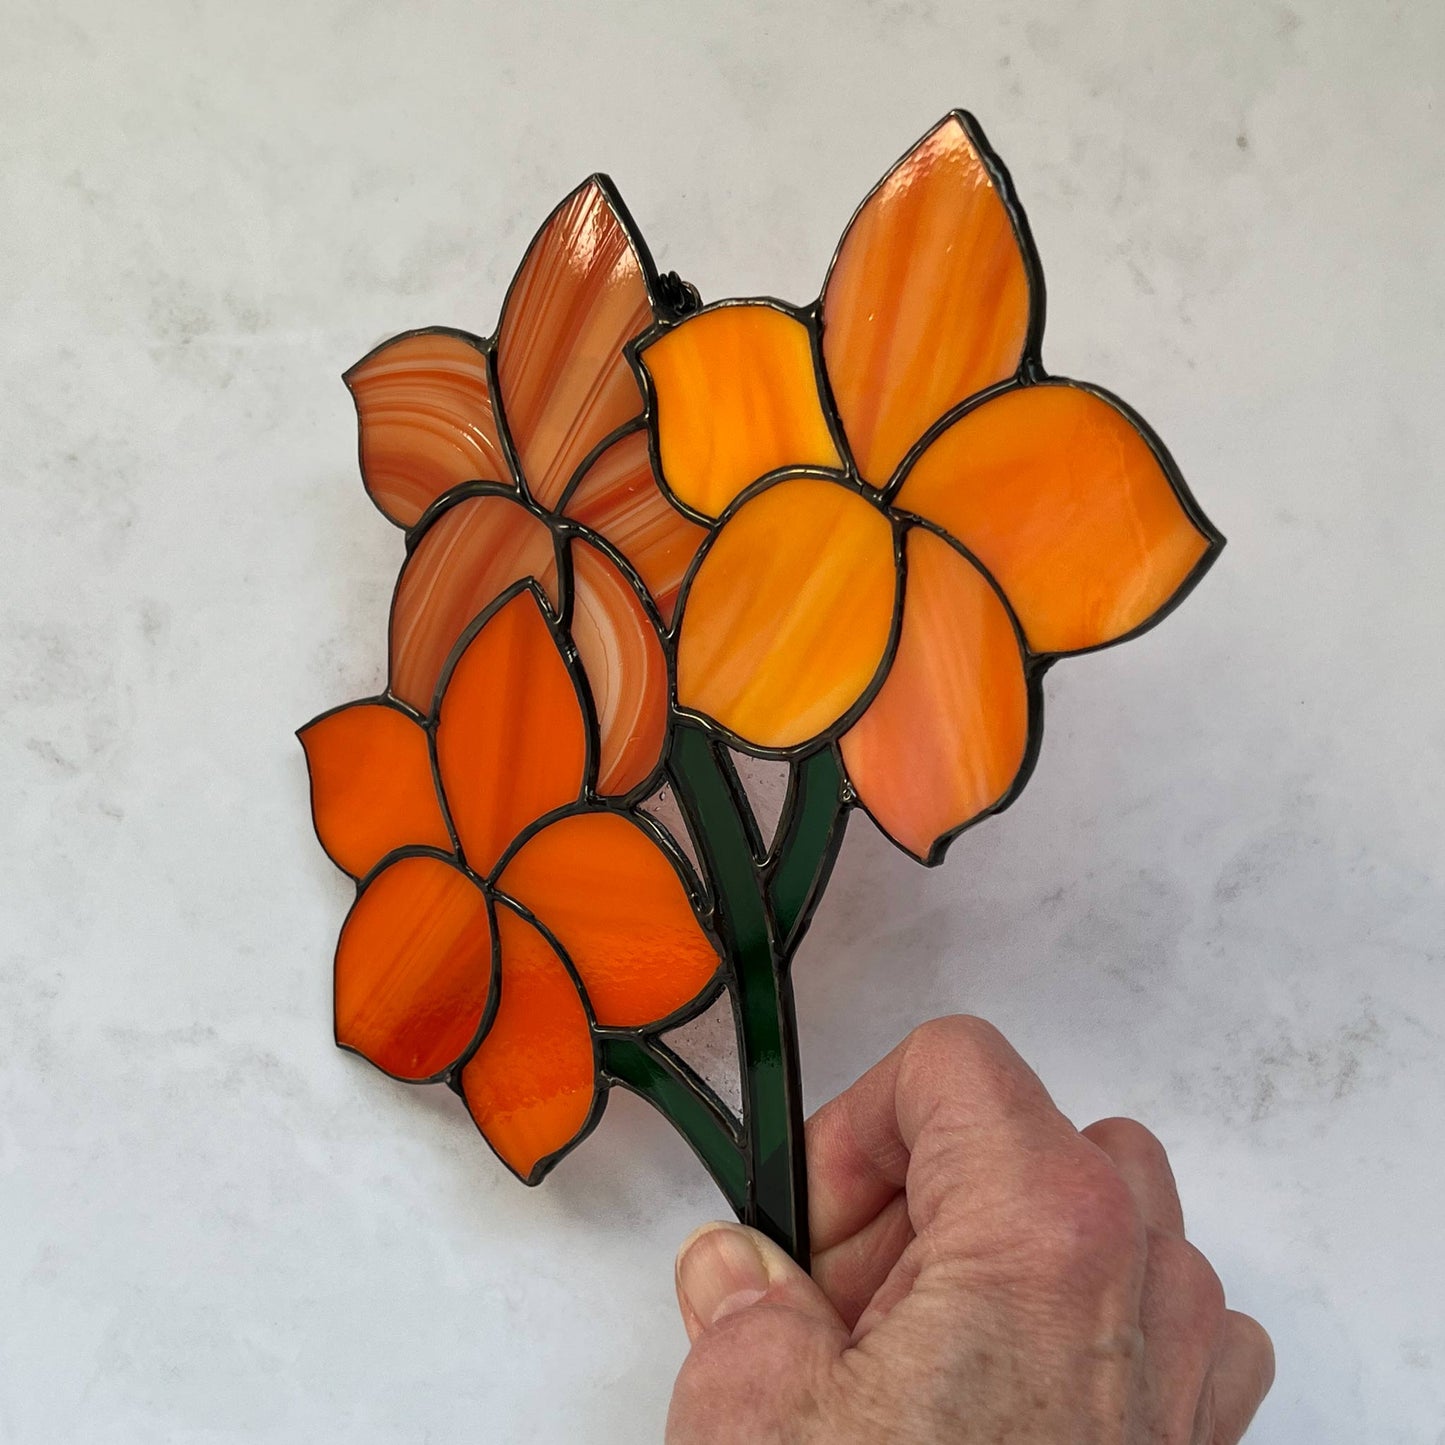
<box><xmin>676</xmin><ymin>477</ymin><xmax>898</xmax><ymax>749</ymax></box>
<box><xmin>497</xmin><ymin>812</ymin><xmax>718</xmax><ymax>1028</ymax></box>
<box><xmin>299</xmin><ymin>701</ymin><xmax>451</xmax><ymax>879</ymax></box>
<box><xmin>389</xmin><ymin>492</ymin><xmax>559</xmax><ymax>714</ymax></box>
<box><xmin>460</xmin><ymin>902</ymin><xmax>595</xmax><ymax>1182</ymax></box>
<box><xmin>434</xmin><ymin>589</ymin><xmax>588</xmax><ymax>874</ymax></box>
<box><xmin>497</xmin><ymin>179</ymin><xmax>655</xmax><ymax>511</ymax></box>
<box><xmin>895</xmin><ymin>384</ymin><xmax>1213</xmax><ymax>655</ymax></box>
<box><xmin>640</xmin><ymin>305</ymin><xmax>842</xmax><ymax>518</ymax></box>
<box><xmin>823</xmin><ymin>114</ymin><xmax>1033</xmax><ymax>486</ymax></box>
<box><xmin>345</xmin><ymin>331</ymin><xmax>509</xmax><ymax>527</ymax></box>
<box><xmin>335</xmin><ymin>854</ymin><xmax>493</xmax><ymax>1081</ymax></box>
<box><xmin>569</xmin><ymin>537</ymin><xmax>667</xmax><ymax>795</ymax></box>
<box><xmin>841</xmin><ymin>528</ymin><xmax>1030</xmax><ymax>862</ymax></box>
<box><xmin>563</xmin><ymin>428</ymin><xmax>707</xmax><ymax>624</ymax></box>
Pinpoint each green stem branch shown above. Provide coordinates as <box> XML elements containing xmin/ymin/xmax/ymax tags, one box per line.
<box><xmin>668</xmin><ymin>724</ymin><xmax>811</xmax><ymax>1263</ymax></box>
<box><xmin>599</xmin><ymin>1033</ymin><xmax>746</xmax><ymax>1217</ymax></box>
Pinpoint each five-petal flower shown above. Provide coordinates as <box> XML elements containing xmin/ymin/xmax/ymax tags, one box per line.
<box><xmin>344</xmin><ymin>177</ymin><xmax>707</xmax><ymax>796</ymax></box>
<box><xmin>299</xmin><ymin>584</ymin><xmax>720</xmax><ymax>1182</ymax></box>
<box><xmin>638</xmin><ymin>112</ymin><xmax>1222</xmax><ymax>862</ymax></box>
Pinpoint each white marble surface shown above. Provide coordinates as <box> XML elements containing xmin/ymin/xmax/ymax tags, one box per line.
<box><xmin>3</xmin><ymin>2</ymin><xmax>1443</xmax><ymax>1440</ymax></box>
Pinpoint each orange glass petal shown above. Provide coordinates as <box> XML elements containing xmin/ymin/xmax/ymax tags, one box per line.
<box><xmin>496</xmin><ymin>811</ymin><xmax>718</xmax><ymax>1028</ymax></box>
<box><xmin>569</xmin><ymin>537</ymin><xmax>668</xmax><ymax>795</ymax></box>
<box><xmin>460</xmin><ymin>901</ymin><xmax>595</xmax><ymax>1181</ymax></box>
<box><xmin>299</xmin><ymin>701</ymin><xmax>451</xmax><ymax>879</ymax></box>
<box><xmin>641</xmin><ymin>305</ymin><xmax>842</xmax><ymax>518</ymax></box>
<box><xmin>434</xmin><ymin>589</ymin><xmax>587</xmax><ymax>874</ymax></box>
<box><xmin>335</xmin><ymin>854</ymin><xmax>493</xmax><ymax>1080</ymax></box>
<box><xmin>563</xmin><ymin>427</ymin><xmax>707</xmax><ymax>623</ymax></box>
<box><xmin>841</xmin><ymin>528</ymin><xmax>1030</xmax><ymax>862</ymax></box>
<box><xmin>389</xmin><ymin>492</ymin><xmax>559</xmax><ymax>714</ymax></box>
<box><xmin>676</xmin><ymin>478</ymin><xmax>898</xmax><ymax>749</ymax></box>
<box><xmin>497</xmin><ymin>179</ymin><xmax>654</xmax><ymax>511</ymax></box>
<box><xmin>344</xmin><ymin>331</ymin><xmax>509</xmax><ymax>527</ymax></box>
<box><xmin>894</xmin><ymin>384</ymin><xmax>1212</xmax><ymax>654</ymax></box>
<box><xmin>822</xmin><ymin>113</ymin><xmax>1032</xmax><ymax>486</ymax></box>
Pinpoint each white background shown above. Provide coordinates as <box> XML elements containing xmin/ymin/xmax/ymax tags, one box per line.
<box><xmin>3</xmin><ymin>2</ymin><xmax>1443</xmax><ymax>1440</ymax></box>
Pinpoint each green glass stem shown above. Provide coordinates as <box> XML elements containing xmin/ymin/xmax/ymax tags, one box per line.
<box><xmin>599</xmin><ymin>1032</ymin><xmax>747</xmax><ymax>1217</ymax></box>
<box><xmin>659</xmin><ymin>724</ymin><xmax>846</xmax><ymax>1266</ymax></box>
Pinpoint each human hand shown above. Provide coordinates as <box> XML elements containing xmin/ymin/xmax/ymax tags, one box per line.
<box><xmin>667</xmin><ymin>1017</ymin><xmax>1273</xmax><ymax>1443</ymax></box>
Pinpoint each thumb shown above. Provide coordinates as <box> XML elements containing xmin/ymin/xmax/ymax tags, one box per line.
<box><xmin>667</xmin><ymin>1222</ymin><xmax>849</xmax><ymax>1444</ymax></box>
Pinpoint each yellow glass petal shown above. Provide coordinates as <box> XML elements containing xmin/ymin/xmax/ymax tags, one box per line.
<box><xmin>840</xmin><ymin>527</ymin><xmax>1030</xmax><ymax>862</ymax></box>
<box><xmin>497</xmin><ymin>179</ymin><xmax>654</xmax><ymax>510</ymax></box>
<box><xmin>640</xmin><ymin>305</ymin><xmax>841</xmax><ymax>518</ymax></box>
<box><xmin>460</xmin><ymin>901</ymin><xmax>595</xmax><ymax>1182</ymax></box>
<box><xmin>497</xmin><ymin>811</ymin><xmax>718</xmax><ymax>1028</ymax></box>
<box><xmin>676</xmin><ymin>477</ymin><xmax>897</xmax><ymax>749</ymax></box>
<box><xmin>389</xmin><ymin>492</ymin><xmax>559</xmax><ymax>714</ymax></box>
<box><xmin>822</xmin><ymin>113</ymin><xmax>1032</xmax><ymax>486</ymax></box>
<box><xmin>345</xmin><ymin>330</ymin><xmax>510</xmax><ymax>527</ymax></box>
<box><xmin>894</xmin><ymin>384</ymin><xmax>1213</xmax><ymax>654</ymax></box>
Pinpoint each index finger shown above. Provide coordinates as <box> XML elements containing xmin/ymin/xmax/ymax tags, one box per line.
<box><xmin>807</xmin><ymin>1014</ymin><xmax>1075</xmax><ymax>1254</ymax></box>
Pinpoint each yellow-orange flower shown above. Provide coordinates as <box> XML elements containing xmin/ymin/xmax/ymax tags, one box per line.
<box><xmin>299</xmin><ymin>585</ymin><xmax>719</xmax><ymax>1182</ymax></box>
<box><xmin>639</xmin><ymin>112</ymin><xmax>1221</xmax><ymax>862</ymax></box>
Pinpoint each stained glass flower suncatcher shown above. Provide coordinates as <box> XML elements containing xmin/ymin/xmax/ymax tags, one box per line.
<box><xmin>300</xmin><ymin>111</ymin><xmax>1222</xmax><ymax>1262</ymax></box>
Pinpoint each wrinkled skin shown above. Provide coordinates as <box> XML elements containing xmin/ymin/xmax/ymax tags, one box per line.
<box><xmin>668</xmin><ymin>1017</ymin><xmax>1273</xmax><ymax>1444</ymax></box>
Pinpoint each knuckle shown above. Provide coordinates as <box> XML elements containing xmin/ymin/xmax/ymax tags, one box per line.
<box><xmin>1177</xmin><ymin>1240</ymin><xmax>1227</xmax><ymax>1336</ymax></box>
<box><xmin>1083</xmin><ymin>1116</ymin><xmax>1170</xmax><ymax>1171</ymax></box>
<box><xmin>1024</xmin><ymin>1159</ymin><xmax>1143</xmax><ymax>1270</ymax></box>
<box><xmin>905</xmin><ymin>1014</ymin><xmax>1010</xmax><ymax>1066</ymax></box>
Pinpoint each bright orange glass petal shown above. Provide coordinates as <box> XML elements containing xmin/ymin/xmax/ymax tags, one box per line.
<box><xmin>497</xmin><ymin>811</ymin><xmax>718</xmax><ymax>1028</ymax></box>
<box><xmin>676</xmin><ymin>478</ymin><xmax>898</xmax><ymax>749</ymax></box>
<box><xmin>389</xmin><ymin>492</ymin><xmax>559</xmax><ymax>714</ymax></box>
<box><xmin>640</xmin><ymin>305</ymin><xmax>842</xmax><ymax>518</ymax></box>
<box><xmin>841</xmin><ymin>528</ymin><xmax>1030</xmax><ymax>861</ymax></box>
<box><xmin>569</xmin><ymin>538</ymin><xmax>668</xmax><ymax>795</ymax></box>
<box><xmin>497</xmin><ymin>179</ymin><xmax>654</xmax><ymax>511</ymax></box>
<box><xmin>299</xmin><ymin>701</ymin><xmax>451</xmax><ymax>878</ymax></box>
<box><xmin>434</xmin><ymin>589</ymin><xmax>587</xmax><ymax>874</ymax></box>
<box><xmin>563</xmin><ymin>427</ymin><xmax>707</xmax><ymax>623</ymax></box>
<box><xmin>895</xmin><ymin>384</ymin><xmax>1212</xmax><ymax>654</ymax></box>
<box><xmin>335</xmin><ymin>854</ymin><xmax>493</xmax><ymax>1080</ymax></box>
<box><xmin>822</xmin><ymin>114</ymin><xmax>1032</xmax><ymax>486</ymax></box>
<box><xmin>460</xmin><ymin>902</ymin><xmax>595</xmax><ymax>1181</ymax></box>
<box><xmin>344</xmin><ymin>331</ymin><xmax>509</xmax><ymax>527</ymax></box>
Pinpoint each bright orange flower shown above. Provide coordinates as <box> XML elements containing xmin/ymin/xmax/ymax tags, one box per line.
<box><xmin>298</xmin><ymin>584</ymin><xmax>720</xmax><ymax>1182</ymax></box>
<box><xmin>344</xmin><ymin>178</ymin><xmax>707</xmax><ymax>796</ymax></box>
<box><xmin>639</xmin><ymin>112</ymin><xmax>1222</xmax><ymax>864</ymax></box>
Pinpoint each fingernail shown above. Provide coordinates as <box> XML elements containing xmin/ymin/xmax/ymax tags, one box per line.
<box><xmin>676</xmin><ymin>1222</ymin><xmax>772</xmax><ymax>1330</ymax></box>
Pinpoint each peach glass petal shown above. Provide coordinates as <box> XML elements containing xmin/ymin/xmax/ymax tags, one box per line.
<box><xmin>563</xmin><ymin>428</ymin><xmax>707</xmax><ymax>623</ymax></box>
<box><xmin>676</xmin><ymin>478</ymin><xmax>897</xmax><ymax>749</ymax></box>
<box><xmin>299</xmin><ymin>701</ymin><xmax>451</xmax><ymax>878</ymax></box>
<box><xmin>840</xmin><ymin>527</ymin><xmax>1030</xmax><ymax>862</ymax></box>
<box><xmin>568</xmin><ymin>537</ymin><xmax>668</xmax><ymax>795</ymax></box>
<box><xmin>335</xmin><ymin>854</ymin><xmax>493</xmax><ymax>1080</ymax></box>
<box><xmin>496</xmin><ymin>811</ymin><xmax>718</xmax><ymax>1028</ymax></box>
<box><xmin>460</xmin><ymin>902</ymin><xmax>595</xmax><ymax>1181</ymax></box>
<box><xmin>640</xmin><ymin>305</ymin><xmax>842</xmax><ymax>518</ymax></box>
<box><xmin>344</xmin><ymin>331</ymin><xmax>509</xmax><ymax>527</ymax></box>
<box><xmin>496</xmin><ymin>180</ymin><xmax>654</xmax><ymax>511</ymax></box>
<box><xmin>822</xmin><ymin>114</ymin><xmax>1032</xmax><ymax>486</ymax></box>
<box><xmin>389</xmin><ymin>492</ymin><xmax>559</xmax><ymax>714</ymax></box>
<box><xmin>434</xmin><ymin>589</ymin><xmax>588</xmax><ymax>875</ymax></box>
<box><xmin>894</xmin><ymin>384</ymin><xmax>1212</xmax><ymax>655</ymax></box>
